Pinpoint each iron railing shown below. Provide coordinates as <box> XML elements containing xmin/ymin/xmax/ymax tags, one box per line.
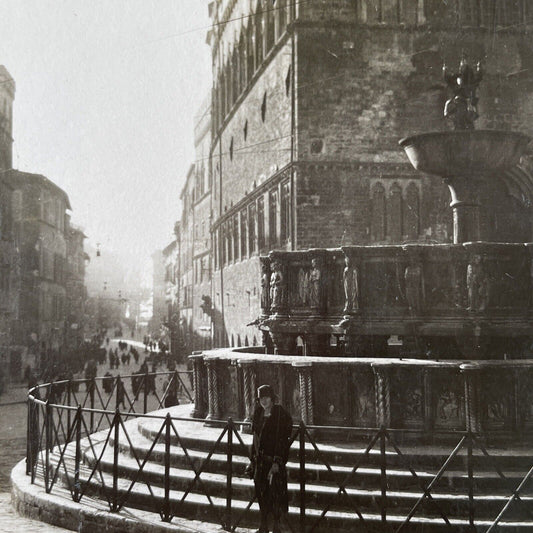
<box><xmin>26</xmin><ymin>374</ymin><xmax>533</xmax><ymax>532</ymax></box>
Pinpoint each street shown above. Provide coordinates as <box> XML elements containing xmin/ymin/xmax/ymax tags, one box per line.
<box><xmin>0</xmin><ymin>337</ymin><xmax>187</xmax><ymax>531</ymax></box>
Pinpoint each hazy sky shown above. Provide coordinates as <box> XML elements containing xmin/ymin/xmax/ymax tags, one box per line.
<box><xmin>1</xmin><ymin>0</ymin><xmax>211</xmax><ymax>279</ymax></box>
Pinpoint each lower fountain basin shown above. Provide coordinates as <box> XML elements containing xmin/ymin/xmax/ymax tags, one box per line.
<box><xmin>399</xmin><ymin>130</ymin><xmax>531</xmax><ymax>177</ymax></box>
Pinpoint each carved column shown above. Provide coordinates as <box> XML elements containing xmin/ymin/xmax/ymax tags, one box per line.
<box><xmin>205</xmin><ymin>359</ymin><xmax>221</xmax><ymax>422</ymax></box>
<box><xmin>373</xmin><ymin>364</ymin><xmax>391</xmax><ymax>428</ymax></box>
<box><xmin>445</xmin><ymin>177</ymin><xmax>481</xmax><ymax>244</ymax></box>
<box><xmin>239</xmin><ymin>359</ymin><xmax>257</xmax><ymax>433</ymax></box>
<box><xmin>293</xmin><ymin>362</ymin><xmax>314</xmax><ymax>425</ymax></box>
<box><xmin>462</xmin><ymin>364</ymin><xmax>482</xmax><ymax>434</ymax></box>
<box><xmin>189</xmin><ymin>353</ymin><xmax>207</xmax><ymax>418</ymax></box>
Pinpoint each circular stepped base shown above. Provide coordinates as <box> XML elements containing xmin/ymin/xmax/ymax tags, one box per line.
<box><xmin>15</xmin><ymin>404</ymin><xmax>533</xmax><ymax>532</ymax></box>
<box><xmin>10</xmin><ymin>460</ymin><xmax>247</xmax><ymax>533</ymax></box>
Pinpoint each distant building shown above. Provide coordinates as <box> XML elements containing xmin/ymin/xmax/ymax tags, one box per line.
<box><xmin>0</xmin><ymin>174</ymin><xmax>20</xmax><ymax>380</ymax></box>
<box><xmin>150</xmin><ymin>249</ymin><xmax>166</xmax><ymax>337</ymax></box>
<box><xmin>65</xmin><ymin>217</ymin><xmax>88</xmax><ymax>349</ymax></box>
<box><xmin>173</xmin><ymin>97</ymin><xmax>213</xmax><ymax>354</ymax></box>
<box><xmin>6</xmin><ymin>170</ymin><xmax>71</xmax><ymax>363</ymax></box>
<box><xmin>0</xmin><ymin>65</ymin><xmax>15</xmax><ymax>171</ymax></box>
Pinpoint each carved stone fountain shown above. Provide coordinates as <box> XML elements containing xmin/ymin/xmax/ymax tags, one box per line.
<box><xmin>190</xmin><ymin>59</ymin><xmax>533</xmax><ymax>436</ymax></box>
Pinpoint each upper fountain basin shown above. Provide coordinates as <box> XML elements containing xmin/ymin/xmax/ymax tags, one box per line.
<box><xmin>399</xmin><ymin>130</ymin><xmax>531</xmax><ymax>177</ymax></box>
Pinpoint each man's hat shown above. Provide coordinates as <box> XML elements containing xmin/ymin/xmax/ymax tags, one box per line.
<box><xmin>257</xmin><ymin>384</ymin><xmax>274</xmax><ymax>399</ymax></box>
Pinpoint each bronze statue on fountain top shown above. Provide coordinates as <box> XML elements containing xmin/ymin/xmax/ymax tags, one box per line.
<box><xmin>443</xmin><ymin>57</ymin><xmax>483</xmax><ymax>130</ymax></box>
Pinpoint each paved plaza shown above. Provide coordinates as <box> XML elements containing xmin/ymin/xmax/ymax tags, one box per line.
<box><xmin>0</xmin><ymin>337</ymin><xmax>177</xmax><ymax>531</ymax></box>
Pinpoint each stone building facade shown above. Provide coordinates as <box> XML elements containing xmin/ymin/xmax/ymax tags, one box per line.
<box><xmin>0</xmin><ymin>175</ymin><xmax>21</xmax><ymax>381</ymax></box>
<box><xmin>65</xmin><ymin>220</ymin><xmax>88</xmax><ymax>349</ymax></box>
<box><xmin>0</xmin><ymin>65</ymin><xmax>15</xmax><ymax>171</ymax></box>
<box><xmin>6</xmin><ymin>170</ymin><xmax>71</xmax><ymax>363</ymax></box>
<box><xmin>205</xmin><ymin>0</ymin><xmax>533</xmax><ymax>348</ymax></box>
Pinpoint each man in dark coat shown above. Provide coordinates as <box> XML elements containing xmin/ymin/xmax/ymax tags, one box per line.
<box><xmin>247</xmin><ymin>384</ymin><xmax>293</xmax><ymax>533</ymax></box>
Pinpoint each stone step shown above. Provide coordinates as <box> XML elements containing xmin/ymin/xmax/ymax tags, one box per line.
<box><xmin>78</xmin><ymin>441</ymin><xmax>533</xmax><ymax>522</ymax></box>
<box><xmin>112</xmin><ymin>423</ymin><xmax>533</xmax><ymax>493</ymax></box>
<box><xmin>43</xmin><ymin>457</ymin><xmax>533</xmax><ymax>533</ymax></box>
<box><xmin>137</xmin><ymin>412</ymin><xmax>533</xmax><ymax>471</ymax></box>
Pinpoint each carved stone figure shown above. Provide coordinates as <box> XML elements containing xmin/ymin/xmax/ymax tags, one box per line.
<box><xmin>269</xmin><ymin>261</ymin><xmax>284</xmax><ymax>311</ymax></box>
<box><xmin>404</xmin><ymin>261</ymin><xmax>424</xmax><ymax>313</ymax></box>
<box><xmin>467</xmin><ymin>255</ymin><xmax>489</xmax><ymax>312</ymax></box>
<box><xmin>297</xmin><ymin>268</ymin><xmax>309</xmax><ymax>306</ymax></box>
<box><xmin>308</xmin><ymin>258</ymin><xmax>323</xmax><ymax>310</ymax></box>
<box><xmin>343</xmin><ymin>256</ymin><xmax>359</xmax><ymax>313</ymax></box>
<box><xmin>260</xmin><ymin>260</ymin><xmax>270</xmax><ymax>313</ymax></box>
<box><xmin>443</xmin><ymin>57</ymin><xmax>483</xmax><ymax>130</ymax></box>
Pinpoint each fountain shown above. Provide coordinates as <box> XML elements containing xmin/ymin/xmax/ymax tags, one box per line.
<box><xmin>400</xmin><ymin>59</ymin><xmax>531</xmax><ymax>244</ymax></box>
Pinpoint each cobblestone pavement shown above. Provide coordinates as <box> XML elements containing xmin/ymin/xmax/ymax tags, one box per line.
<box><xmin>0</xmin><ymin>387</ymin><xmax>27</xmax><ymax>490</ymax></box>
<box><xmin>0</xmin><ymin>494</ymin><xmax>70</xmax><ymax>532</ymax></box>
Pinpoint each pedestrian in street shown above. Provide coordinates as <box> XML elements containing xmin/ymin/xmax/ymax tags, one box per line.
<box><xmin>246</xmin><ymin>385</ymin><xmax>293</xmax><ymax>533</ymax></box>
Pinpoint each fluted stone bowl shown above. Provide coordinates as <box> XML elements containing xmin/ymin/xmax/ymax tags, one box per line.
<box><xmin>399</xmin><ymin>130</ymin><xmax>531</xmax><ymax>177</ymax></box>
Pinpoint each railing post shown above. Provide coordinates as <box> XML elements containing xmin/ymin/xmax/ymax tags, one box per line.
<box><xmin>26</xmin><ymin>397</ymin><xmax>31</xmax><ymax>475</ymax></box>
<box><xmin>30</xmin><ymin>399</ymin><xmax>39</xmax><ymax>484</ymax></box>
<box><xmin>74</xmin><ymin>406</ymin><xmax>82</xmax><ymax>502</ymax></box>
<box><xmin>45</xmin><ymin>400</ymin><xmax>51</xmax><ymax>493</ymax></box>
<box><xmin>225</xmin><ymin>418</ymin><xmax>233</xmax><ymax>531</ymax></box>
<box><xmin>115</xmin><ymin>375</ymin><xmax>122</xmax><ymax>411</ymax></box>
<box><xmin>111</xmin><ymin>409</ymin><xmax>120</xmax><ymax>512</ymax></box>
<box><xmin>67</xmin><ymin>380</ymin><xmax>72</xmax><ymax>434</ymax></box>
<box><xmin>299</xmin><ymin>421</ymin><xmax>306</xmax><ymax>533</ymax></box>
<box><xmin>143</xmin><ymin>370</ymin><xmax>148</xmax><ymax>414</ymax></box>
<box><xmin>467</xmin><ymin>431</ymin><xmax>475</xmax><ymax>531</ymax></box>
<box><xmin>380</xmin><ymin>427</ymin><xmax>387</xmax><ymax>525</ymax></box>
<box><xmin>162</xmin><ymin>413</ymin><xmax>172</xmax><ymax>522</ymax></box>
<box><xmin>89</xmin><ymin>378</ymin><xmax>95</xmax><ymax>433</ymax></box>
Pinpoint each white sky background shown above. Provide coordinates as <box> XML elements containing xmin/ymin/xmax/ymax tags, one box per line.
<box><xmin>1</xmin><ymin>0</ymin><xmax>211</xmax><ymax>286</ymax></box>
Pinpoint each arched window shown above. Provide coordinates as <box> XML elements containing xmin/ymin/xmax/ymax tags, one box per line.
<box><xmin>269</xmin><ymin>189</ymin><xmax>278</xmax><ymax>247</ymax></box>
<box><xmin>389</xmin><ymin>183</ymin><xmax>403</xmax><ymax>242</ymax></box>
<box><xmin>266</xmin><ymin>0</ymin><xmax>275</xmax><ymax>53</ymax></box>
<box><xmin>233</xmin><ymin>214</ymin><xmax>239</xmax><ymax>260</ymax></box>
<box><xmin>231</xmin><ymin>47</ymin><xmax>238</xmax><ymax>105</ymax></box>
<box><xmin>247</xmin><ymin>202</ymin><xmax>256</xmax><ymax>254</ymax></box>
<box><xmin>255</xmin><ymin>3</ymin><xmax>264</xmax><ymax>68</ymax></box>
<box><xmin>227</xmin><ymin>218</ymin><xmax>233</xmax><ymax>263</ymax></box>
<box><xmin>257</xmin><ymin>196</ymin><xmax>265</xmax><ymax>251</ymax></box>
<box><xmin>280</xmin><ymin>181</ymin><xmax>290</xmax><ymax>243</ymax></box>
<box><xmin>247</xmin><ymin>22</ymin><xmax>255</xmax><ymax>80</ymax></box>
<box><xmin>220</xmin><ymin>72</ymin><xmax>226</xmax><ymax>121</ymax></box>
<box><xmin>240</xmin><ymin>209</ymin><xmax>248</xmax><ymax>258</ymax></box>
<box><xmin>404</xmin><ymin>182</ymin><xmax>420</xmax><ymax>240</ymax></box>
<box><xmin>370</xmin><ymin>183</ymin><xmax>386</xmax><ymax>242</ymax></box>
<box><xmin>239</xmin><ymin>32</ymin><xmax>246</xmax><ymax>92</ymax></box>
<box><xmin>278</xmin><ymin>0</ymin><xmax>287</xmax><ymax>36</ymax></box>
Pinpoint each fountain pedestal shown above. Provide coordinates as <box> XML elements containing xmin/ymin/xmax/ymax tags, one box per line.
<box><xmin>400</xmin><ymin>130</ymin><xmax>531</xmax><ymax>243</ymax></box>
